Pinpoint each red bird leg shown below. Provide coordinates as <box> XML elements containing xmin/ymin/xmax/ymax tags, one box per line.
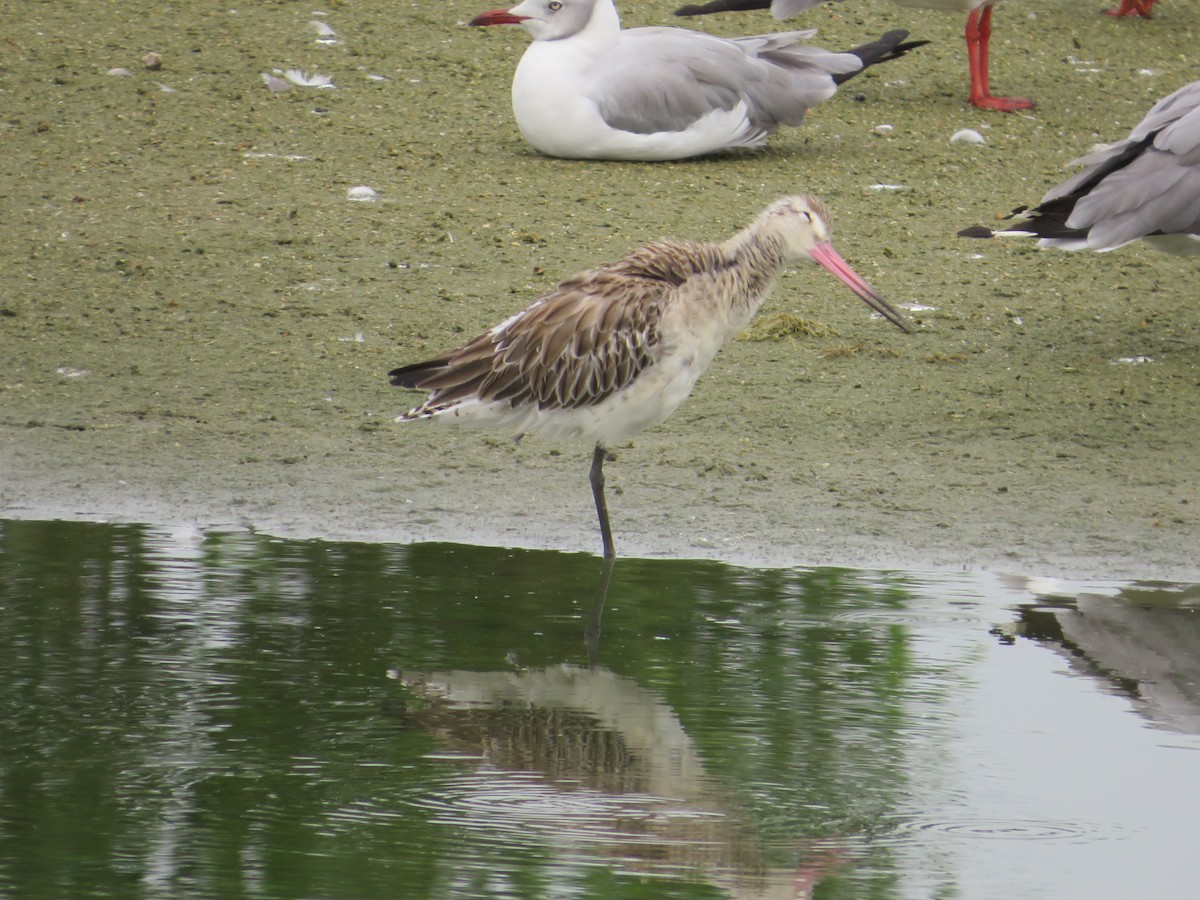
<box><xmin>966</xmin><ymin>5</ymin><xmax>1035</xmax><ymax>111</ymax></box>
<box><xmin>1102</xmin><ymin>0</ymin><xmax>1157</xmax><ymax>17</ymax></box>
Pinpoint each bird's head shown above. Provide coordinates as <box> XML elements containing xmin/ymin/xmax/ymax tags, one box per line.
<box><xmin>758</xmin><ymin>194</ymin><xmax>912</xmax><ymax>333</ymax></box>
<box><xmin>758</xmin><ymin>194</ymin><xmax>835</xmax><ymax>262</ymax></box>
<box><xmin>469</xmin><ymin>0</ymin><xmax>607</xmax><ymax>41</ymax></box>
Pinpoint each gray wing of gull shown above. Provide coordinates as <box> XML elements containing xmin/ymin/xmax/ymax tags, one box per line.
<box><xmin>767</xmin><ymin>0</ymin><xmax>834</xmax><ymax>16</ymax></box>
<box><xmin>1042</xmin><ymin>80</ymin><xmax>1200</xmax><ymax>249</ymax></box>
<box><xmin>1129</xmin><ymin>79</ymin><xmax>1200</xmax><ymax>152</ymax></box>
<box><xmin>591</xmin><ymin>27</ymin><xmax>860</xmax><ymax>135</ymax></box>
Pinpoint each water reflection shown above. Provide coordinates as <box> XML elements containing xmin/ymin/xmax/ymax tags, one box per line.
<box><xmin>1</xmin><ymin>519</ymin><xmax>1198</xmax><ymax>899</ymax></box>
<box><xmin>584</xmin><ymin>556</ymin><xmax>613</xmax><ymax>665</ymax></box>
<box><xmin>393</xmin><ymin>663</ymin><xmax>844</xmax><ymax>897</ymax></box>
<box><xmin>996</xmin><ymin>577</ymin><xmax>1200</xmax><ymax>734</ymax></box>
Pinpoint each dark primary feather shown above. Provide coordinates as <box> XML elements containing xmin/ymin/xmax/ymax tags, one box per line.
<box><xmin>675</xmin><ymin>0</ymin><xmax>778</xmax><ymax>13</ymax></box>
<box><xmin>831</xmin><ymin>31</ymin><xmax>930</xmax><ymax>87</ymax></box>
<box><xmin>388</xmin><ymin>357</ymin><xmax>453</xmax><ymax>390</ymax></box>
<box><xmin>954</xmin><ymin>136</ymin><xmax>1163</xmax><ymax>243</ymax></box>
<box><xmin>1002</xmin><ymin>135</ymin><xmax>1158</xmax><ymax>241</ymax></box>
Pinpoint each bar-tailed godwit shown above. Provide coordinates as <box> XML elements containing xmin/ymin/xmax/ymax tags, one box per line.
<box><xmin>390</xmin><ymin>195</ymin><xmax>911</xmax><ymax>558</ymax></box>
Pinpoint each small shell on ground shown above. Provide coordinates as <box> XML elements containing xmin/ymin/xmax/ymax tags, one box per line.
<box><xmin>106</xmin><ymin>67</ymin><xmax>133</xmax><ymax>77</ymax></box>
<box><xmin>347</xmin><ymin>186</ymin><xmax>380</xmax><ymax>202</ymax></box>
<box><xmin>950</xmin><ymin>129</ymin><xmax>986</xmax><ymax>145</ymax></box>
<box><xmin>872</xmin><ymin>124</ymin><xmax>894</xmax><ymax>136</ymax></box>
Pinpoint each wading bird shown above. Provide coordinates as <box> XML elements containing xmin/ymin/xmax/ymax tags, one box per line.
<box><xmin>390</xmin><ymin>195</ymin><xmax>912</xmax><ymax>559</ymax></box>
<box><xmin>959</xmin><ymin>79</ymin><xmax>1200</xmax><ymax>253</ymax></box>
<box><xmin>675</xmin><ymin>0</ymin><xmax>1033</xmax><ymax>112</ymax></box>
<box><xmin>469</xmin><ymin>0</ymin><xmax>925</xmax><ymax>160</ymax></box>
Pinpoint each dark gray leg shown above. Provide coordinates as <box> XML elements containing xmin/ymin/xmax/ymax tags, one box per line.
<box><xmin>589</xmin><ymin>445</ymin><xmax>616</xmax><ymax>559</ymax></box>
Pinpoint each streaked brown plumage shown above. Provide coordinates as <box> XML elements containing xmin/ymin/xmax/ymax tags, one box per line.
<box><xmin>390</xmin><ymin>195</ymin><xmax>910</xmax><ymax>558</ymax></box>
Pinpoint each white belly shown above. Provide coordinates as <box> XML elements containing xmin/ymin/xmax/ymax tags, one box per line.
<box><xmin>412</xmin><ymin>338</ymin><xmax>718</xmax><ymax>447</ymax></box>
<box><xmin>511</xmin><ymin>43</ymin><xmax>761</xmax><ymax>161</ymax></box>
<box><xmin>509</xmin><ymin>350</ymin><xmax>705</xmax><ymax>445</ymax></box>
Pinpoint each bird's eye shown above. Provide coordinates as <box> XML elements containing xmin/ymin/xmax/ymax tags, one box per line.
<box><xmin>548</xmin><ymin>0</ymin><xmax>562</xmax><ymax>8</ymax></box>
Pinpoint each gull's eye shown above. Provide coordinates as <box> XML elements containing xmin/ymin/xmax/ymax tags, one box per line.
<box><xmin>548</xmin><ymin>1</ymin><xmax>562</xmax><ymax>9</ymax></box>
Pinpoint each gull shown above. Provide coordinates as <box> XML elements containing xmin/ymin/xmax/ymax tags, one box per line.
<box><xmin>389</xmin><ymin>195</ymin><xmax>911</xmax><ymax>559</ymax></box>
<box><xmin>960</xmin><ymin>79</ymin><xmax>1200</xmax><ymax>253</ymax></box>
<box><xmin>675</xmin><ymin>0</ymin><xmax>1033</xmax><ymax>112</ymax></box>
<box><xmin>469</xmin><ymin>0</ymin><xmax>926</xmax><ymax>160</ymax></box>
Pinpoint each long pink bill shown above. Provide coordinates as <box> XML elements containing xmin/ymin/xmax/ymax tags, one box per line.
<box><xmin>809</xmin><ymin>242</ymin><xmax>912</xmax><ymax>334</ymax></box>
<box><xmin>469</xmin><ymin>9</ymin><xmax>527</xmax><ymax>25</ymax></box>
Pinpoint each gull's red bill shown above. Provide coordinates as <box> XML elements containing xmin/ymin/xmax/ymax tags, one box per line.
<box><xmin>469</xmin><ymin>9</ymin><xmax>528</xmax><ymax>25</ymax></box>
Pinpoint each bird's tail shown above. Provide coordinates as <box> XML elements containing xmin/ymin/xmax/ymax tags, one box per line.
<box><xmin>957</xmin><ymin>199</ymin><xmax>1084</xmax><ymax>243</ymax></box>
<box><xmin>675</xmin><ymin>0</ymin><xmax>774</xmax><ymax>15</ymax></box>
<box><xmin>388</xmin><ymin>359</ymin><xmax>447</xmax><ymax>389</ymax></box>
<box><xmin>833</xmin><ymin>30</ymin><xmax>929</xmax><ymax>85</ymax></box>
<box><xmin>675</xmin><ymin>0</ymin><xmax>833</xmax><ymax>17</ymax></box>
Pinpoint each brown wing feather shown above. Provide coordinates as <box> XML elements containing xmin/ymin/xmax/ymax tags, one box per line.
<box><xmin>391</xmin><ymin>237</ymin><xmax>728</xmax><ymax>417</ymax></box>
<box><xmin>490</xmin><ymin>273</ymin><xmax>666</xmax><ymax>411</ymax></box>
<box><xmin>605</xmin><ymin>238</ymin><xmax>728</xmax><ymax>284</ymax></box>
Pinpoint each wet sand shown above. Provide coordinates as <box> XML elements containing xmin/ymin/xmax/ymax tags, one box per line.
<box><xmin>2</xmin><ymin>0</ymin><xmax>1197</xmax><ymax>581</ymax></box>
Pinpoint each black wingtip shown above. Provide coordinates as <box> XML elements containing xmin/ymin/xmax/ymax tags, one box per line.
<box><xmin>674</xmin><ymin>0</ymin><xmax>772</xmax><ymax>15</ymax></box>
<box><xmin>388</xmin><ymin>361</ymin><xmax>435</xmax><ymax>389</ymax></box>
<box><xmin>957</xmin><ymin>225</ymin><xmax>995</xmax><ymax>239</ymax></box>
<box><xmin>832</xmin><ymin>30</ymin><xmax>930</xmax><ymax>86</ymax></box>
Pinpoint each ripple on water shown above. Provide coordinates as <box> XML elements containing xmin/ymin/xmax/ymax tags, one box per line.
<box><xmin>830</xmin><ymin>606</ymin><xmax>990</xmax><ymax>628</ymax></box>
<box><xmin>325</xmin><ymin>771</ymin><xmax>727</xmax><ymax>850</ymax></box>
<box><xmin>886</xmin><ymin>817</ymin><xmax>1125</xmax><ymax>844</ymax></box>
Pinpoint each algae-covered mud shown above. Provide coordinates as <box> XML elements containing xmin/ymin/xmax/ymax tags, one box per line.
<box><xmin>1</xmin><ymin>0</ymin><xmax>1197</xmax><ymax>579</ymax></box>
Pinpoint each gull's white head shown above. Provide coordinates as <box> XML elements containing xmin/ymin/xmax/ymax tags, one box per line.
<box><xmin>469</xmin><ymin>0</ymin><xmax>613</xmax><ymax>42</ymax></box>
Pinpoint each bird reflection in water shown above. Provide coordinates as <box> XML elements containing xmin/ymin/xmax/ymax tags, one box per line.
<box><xmin>390</xmin><ymin>597</ymin><xmax>846</xmax><ymax>898</ymax></box>
<box><xmin>992</xmin><ymin>578</ymin><xmax>1200</xmax><ymax>735</ymax></box>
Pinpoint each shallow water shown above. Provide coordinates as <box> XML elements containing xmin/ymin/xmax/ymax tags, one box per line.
<box><xmin>2</xmin><ymin>520</ymin><xmax>1198</xmax><ymax>898</ymax></box>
